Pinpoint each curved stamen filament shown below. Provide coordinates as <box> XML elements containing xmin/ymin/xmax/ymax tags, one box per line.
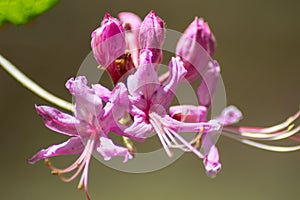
<box><xmin>150</xmin><ymin>118</ymin><xmax>173</xmax><ymax>157</ymax></box>
<box><xmin>166</xmin><ymin>128</ymin><xmax>204</xmax><ymax>159</ymax></box>
<box><xmin>226</xmin><ymin>110</ymin><xmax>300</xmax><ymax>134</ymax></box>
<box><xmin>44</xmin><ymin>135</ymin><xmax>95</xmax><ymax>200</ymax></box>
<box><xmin>158</xmin><ymin>71</ymin><xmax>170</xmax><ymax>83</ymax></box>
<box><xmin>168</xmin><ymin>127</ymin><xmax>203</xmax><ymax>151</ymax></box>
<box><xmin>150</xmin><ymin>112</ymin><xmax>205</xmax><ymax>158</ymax></box>
<box><xmin>46</xmin><ymin>139</ymin><xmax>92</xmax><ymax>175</ymax></box>
<box><xmin>0</xmin><ymin>54</ymin><xmax>73</xmax><ymax>112</ymax></box>
<box><xmin>223</xmin><ymin>125</ymin><xmax>300</xmax><ymax>141</ymax></box>
<box><xmin>77</xmin><ymin>139</ymin><xmax>94</xmax><ymax>200</ymax></box>
<box><xmin>222</xmin><ymin>131</ymin><xmax>300</xmax><ymax>152</ymax></box>
<box><xmin>221</xmin><ymin>110</ymin><xmax>300</xmax><ymax>151</ymax></box>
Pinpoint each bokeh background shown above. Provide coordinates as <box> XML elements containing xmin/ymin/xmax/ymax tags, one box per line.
<box><xmin>1</xmin><ymin>0</ymin><xmax>300</xmax><ymax>199</ymax></box>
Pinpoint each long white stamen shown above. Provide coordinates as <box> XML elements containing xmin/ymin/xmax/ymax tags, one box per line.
<box><xmin>158</xmin><ymin>71</ymin><xmax>170</xmax><ymax>83</ymax></box>
<box><xmin>164</xmin><ymin>127</ymin><xmax>198</xmax><ymax>151</ymax></box>
<box><xmin>78</xmin><ymin>138</ymin><xmax>94</xmax><ymax>195</ymax></box>
<box><xmin>167</xmin><ymin>128</ymin><xmax>204</xmax><ymax>159</ymax></box>
<box><xmin>58</xmin><ymin>139</ymin><xmax>93</xmax><ymax>182</ymax></box>
<box><xmin>223</xmin><ymin>125</ymin><xmax>300</xmax><ymax>141</ymax></box>
<box><xmin>83</xmin><ymin>155</ymin><xmax>92</xmax><ymax>200</ymax></box>
<box><xmin>226</xmin><ymin>110</ymin><xmax>300</xmax><ymax>134</ymax></box>
<box><xmin>48</xmin><ymin>140</ymin><xmax>91</xmax><ymax>175</ymax></box>
<box><xmin>164</xmin><ymin>129</ymin><xmax>178</xmax><ymax>145</ymax></box>
<box><xmin>150</xmin><ymin>118</ymin><xmax>173</xmax><ymax>157</ymax></box>
<box><xmin>150</xmin><ymin>112</ymin><xmax>205</xmax><ymax>157</ymax></box>
<box><xmin>223</xmin><ymin>132</ymin><xmax>300</xmax><ymax>152</ymax></box>
<box><xmin>60</xmin><ymin>158</ymin><xmax>86</xmax><ymax>182</ymax></box>
<box><xmin>0</xmin><ymin>54</ymin><xmax>73</xmax><ymax>112</ymax></box>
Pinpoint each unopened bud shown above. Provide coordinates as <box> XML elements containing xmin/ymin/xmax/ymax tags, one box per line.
<box><xmin>176</xmin><ymin>17</ymin><xmax>216</xmax><ymax>81</ymax></box>
<box><xmin>91</xmin><ymin>13</ymin><xmax>126</xmax><ymax>67</ymax></box>
<box><xmin>139</xmin><ymin>11</ymin><xmax>165</xmax><ymax>65</ymax></box>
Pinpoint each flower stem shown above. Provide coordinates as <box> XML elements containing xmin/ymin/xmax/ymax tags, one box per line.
<box><xmin>0</xmin><ymin>54</ymin><xmax>73</xmax><ymax>112</ymax></box>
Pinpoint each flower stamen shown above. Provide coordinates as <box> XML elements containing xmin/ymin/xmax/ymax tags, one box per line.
<box><xmin>225</xmin><ymin>110</ymin><xmax>300</xmax><ymax>134</ymax></box>
<box><xmin>221</xmin><ymin>109</ymin><xmax>300</xmax><ymax>152</ymax></box>
<box><xmin>149</xmin><ymin>112</ymin><xmax>204</xmax><ymax>159</ymax></box>
<box><xmin>43</xmin><ymin>134</ymin><xmax>95</xmax><ymax>200</ymax></box>
<box><xmin>150</xmin><ymin>117</ymin><xmax>173</xmax><ymax>157</ymax></box>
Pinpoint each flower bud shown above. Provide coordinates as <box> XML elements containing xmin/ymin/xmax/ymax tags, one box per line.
<box><xmin>139</xmin><ymin>11</ymin><xmax>165</xmax><ymax>65</ymax></box>
<box><xmin>91</xmin><ymin>13</ymin><xmax>126</xmax><ymax>67</ymax></box>
<box><xmin>176</xmin><ymin>17</ymin><xmax>216</xmax><ymax>82</ymax></box>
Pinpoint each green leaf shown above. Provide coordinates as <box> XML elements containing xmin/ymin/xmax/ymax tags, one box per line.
<box><xmin>0</xmin><ymin>0</ymin><xmax>59</xmax><ymax>26</ymax></box>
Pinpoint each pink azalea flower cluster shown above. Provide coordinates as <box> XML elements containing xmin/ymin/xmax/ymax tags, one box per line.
<box><xmin>29</xmin><ymin>11</ymin><xmax>300</xmax><ymax>199</ymax></box>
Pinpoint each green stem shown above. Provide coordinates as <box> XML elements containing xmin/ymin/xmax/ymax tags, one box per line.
<box><xmin>0</xmin><ymin>54</ymin><xmax>73</xmax><ymax>112</ymax></box>
<box><xmin>0</xmin><ymin>54</ymin><xmax>135</xmax><ymax>151</ymax></box>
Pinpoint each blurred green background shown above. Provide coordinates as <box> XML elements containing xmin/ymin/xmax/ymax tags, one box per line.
<box><xmin>0</xmin><ymin>0</ymin><xmax>299</xmax><ymax>199</ymax></box>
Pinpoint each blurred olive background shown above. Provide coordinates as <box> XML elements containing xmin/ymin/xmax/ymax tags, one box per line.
<box><xmin>1</xmin><ymin>0</ymin><xmax>300</xmax><ymax>199</ymax></box>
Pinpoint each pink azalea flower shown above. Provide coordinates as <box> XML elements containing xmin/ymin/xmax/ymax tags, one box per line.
<box><xmin>124</xmin><ymin>49</ymin><xmax>221</xmax><ymax>163</ymax></box>
<box><xmin>29</xmin><ymin>76</ymin><xmax>133</xmax><ymax>199</ymax></box>
<box><xmin>168</xmin><ymin>60</ymin><xmax>242</xmax><ymax>176</ymax></box>
<box><xmin>25</xmin><ymin>10</ymin><xmax>300</xmax><ymax>199</ymax></box>
<box><xmin>169</xmin><ymin>58</ymin><xmax>300</xmax><ymax>176</ymax></box>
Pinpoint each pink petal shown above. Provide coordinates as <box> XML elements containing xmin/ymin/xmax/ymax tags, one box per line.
<box><xmin>197</xmin><ymin>60</ymin><xmax>220</xmax><ymax>108</ymax></box>
<box><xmin>201</xmin><ymin>133</ymin><xmax>221</xmax><ymax>178</ymax></box>
<box><xmin>66</xmin><ymin>77</ymin><xmax>103</xmax><ymax>123</ymax></box>
<box><xmin>153</xmin><ymin>57</ymin><xmax>187</xmax><ymax>108</ymax></box>
<box><xmin>35</xmin><ymin>105</ymin><xmax>79</xmax><ymax>136</ymax></box>
<box><xmin>109</xmin><ymin>82</ymin><xmax>130</xmax><ymax>116</ymax></box>
<box><xmin>110</xmin><ymin>123</ymin><xmax>146</xmax><ymax>142</ymax></box>
<box><xmin>92</xmin><ymin>84</ymin><xmax>112</xmax><ymax>102</ymax></box>
<box><xmin>124</xmin><ymin>115</ymin><xmax>153</xmax><ymax>140</ymax></box>
<box><xmin>101</xmin><ymin>83</ymin><xmax>130</xmax><ymax>131</ymax></box>
<box><xmin>65</xmin><ymin>76</ymin><xmax>88</xmax><ymax>96</ymax></box>
<box><xmin>118</xmin><ymin>12</ymin><xmax>141</xmax><ymax>34</ymax></box>
<box><xmin>97</xmin><ymin>137</ymin><xmax>133</xmax><ymax>163</ymax></box>
<box><xmin>127</xmin><ymin>50</ymin><xmax>160</xmax><ymax>100</ymax></box>
<box><xmin>28</xmin><ymin>137</ymin><xmax>84</xmax><ymax>164</ymax></box>
<box><xmin>169</xmin><ymin>105</ymin><xmax>207</xmax><ymax>122</ymax></box>
<box><xmin>213</xmin><ymin>105</ymin><xmax>243</xmax><ymax>126</ymax></box>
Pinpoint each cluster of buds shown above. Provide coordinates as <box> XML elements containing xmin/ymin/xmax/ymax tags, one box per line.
<box><xmin>91</xmin><ymin>11</ymin><xmax>166</xmax><ymax>84</ymax></box>
<box><xmin>29</xmin><ymin>11</ymin><xmax>300</xmax><ymax>200</ymax></box>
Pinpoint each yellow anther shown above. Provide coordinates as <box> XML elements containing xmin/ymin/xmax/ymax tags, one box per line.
<box><xmin>97</xmin><ymin>65</ymin><xmax>106</xmax><ymax>70</ymax></box>
<box><xmin>77</xmin><ymin>183</ymin><xmax>83</xmax><ymax>190</ymax></box>
<box><xmin>123</xmin><ymin>136</ymin><xmax>136</xmax><ymax>156</ymax></box>
<box><xmin>51</xmin><ymin>170</ymin><xmax>59</xmax><ymax>175</ymax></box>
<box><xmin>288</xmin><ymin>124</ymin><xmax>295</xmax><ymax>131</ymax></box>
<box><xmin>119</xmin><ymin>112</ymin><xmax>132</xmax><ymax>126</ymax></box>
<box><xmin>44</xmin><ymin>159</ymin><xmax>51</xmax><ymax>166</ymax></box>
